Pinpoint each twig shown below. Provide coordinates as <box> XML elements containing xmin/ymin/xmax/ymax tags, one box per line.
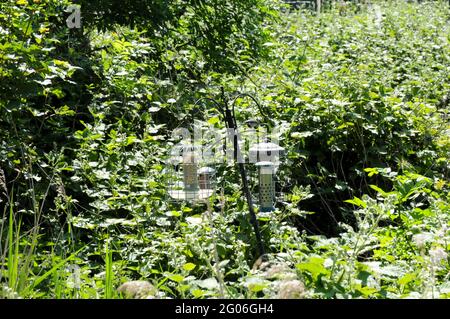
<box><xmin>205</xmin><ymin>199</ymin><xmax>225</xmax><ymax>298</ymax></box>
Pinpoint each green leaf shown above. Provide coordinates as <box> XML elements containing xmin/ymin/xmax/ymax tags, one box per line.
<box><xmin>344</xmin><ymin>197</ymin><xmax>367</xmax><ymax>208</ymax></box>
<box><xmin>167</xmin><ymin>274</ymin><xmax>184</xmax><ymax>283</ymax></box>
<box><xmin>183</xmin><ymin>263</ymin><xmax>196</xmax><ymax>272</ymax></box>
<box><xmin>369</xmin><ymin>185</ymin><xmax>388</xmax><ymax>197</ymax></box>
<box><xmin>364</xmin><ymin>167</ymin><xmax>379</xmax><ymax>177</ymax></box>
<box><xmin>399</xmin><ymin>273</ymin><xmax>416</xmax><ymax>287</ymax></box>
<box><xmin>296</xmin><ymin>257</ymin><xmax>328</xmax><ymax>280</ymax></box>
<box><xmin>207</xmin><ymin>117</ymin><xmax>220</xmax><ymax>125</ymax></box>
<box><xmin>191</xmin><ymin>289</ymin><xmax>205</xmax><ymax>298</ymax></box>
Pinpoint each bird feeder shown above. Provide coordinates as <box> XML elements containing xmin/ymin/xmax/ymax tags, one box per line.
<box><xmin>249</xmin><ymin>142</ymin><xmax>285</xmax><ymax>212</ymax></box>
<box><xmin>164</xmin><ymin>89</ymin><xmax>283</xmax><ymax>258</ymax></box>
<box><xmin>198</xmin><ymin>166</ymin><xmax>216</xmax><ymax>190</ymax></box>
<box><xmin>167</xmin><ymin>143</ymin><xmax>216</xmax><ymax>202</ymax></box>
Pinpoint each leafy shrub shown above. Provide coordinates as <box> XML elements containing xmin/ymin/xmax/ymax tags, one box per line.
<box><xmin>0</xmin><ymin>0</ymin><xmax>449</xmax><ymax>299</ymax></box>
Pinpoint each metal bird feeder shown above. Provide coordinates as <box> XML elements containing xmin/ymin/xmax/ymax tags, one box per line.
<box><xmin>249</xmin><ymin>142</ymin><xmax>285</xmax><ymax>212</ymax></box>
<box><xmin>165</xmin><ymin>88</ymin><xmax>286</xmax><ymax>259</ymax></box>
<box><xmin>167</xmin><ymin>142</ymin><xmax>216</xmax><ymax>202</ymax></box>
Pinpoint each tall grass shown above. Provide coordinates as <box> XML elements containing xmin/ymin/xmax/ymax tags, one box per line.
<box><xmin>104</xmin><ymin>240</ymin><xmax>114</xmax><ymax>299</ymax></box>
<box><xmin>7</xmin><ymin>191</ymin><xmax>20</xmax><ymax>291</ymax></box>
<box><xmin>1</xmin><ymin>188</ymin><xmax>43</xmax><ymax>296</ymax></box>
<box><xmin>1</xmin><ymin>185</ymin><xmax>86</xmax><ymax>298</ymax></box>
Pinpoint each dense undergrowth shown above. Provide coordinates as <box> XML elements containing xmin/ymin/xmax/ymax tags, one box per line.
<box><xmin>0</xmin><ymin>0</ymin><xmax>449</xmax><ymax>298</ymax></box>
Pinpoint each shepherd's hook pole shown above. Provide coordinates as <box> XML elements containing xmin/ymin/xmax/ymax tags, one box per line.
<box><xmin>221</xmin><ymin>88</ymin><xmax>265</xmax><ymax>258</ymax></box>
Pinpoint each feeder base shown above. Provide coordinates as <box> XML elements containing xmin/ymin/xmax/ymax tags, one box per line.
<box><xmin>168</xmin><ymin>189</ymin><xmax>214</xmax><ymax>201</ymax></box>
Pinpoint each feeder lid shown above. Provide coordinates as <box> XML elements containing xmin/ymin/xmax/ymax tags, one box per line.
<box><xmin>249</xmin><ymin>142</ymin><xmax>285</xmax><ymax>156</ymax></box>
<box><xmin>198</xmin><ymin>167</ymin><xmax>216</xmax><ymax>174</ymax></box>
<box><xmin>245</xmin><ymin>119</ymin><xmax>259</xmax><ymax>128</ymax></box>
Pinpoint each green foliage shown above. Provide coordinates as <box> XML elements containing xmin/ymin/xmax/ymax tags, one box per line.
<box><xmin>77</xmin><ymin>0</ymin><xmax>277</xmax><ymax>73</ymax></box>
<box><xmin>0</xmin><ymin>0</ymin><xmax>449</xmax><ymax>299</ymax></box>
<box><xmin>249</xmin><ymin>1</ymin><xmax>450</xmax><ymax>233</ymax></box>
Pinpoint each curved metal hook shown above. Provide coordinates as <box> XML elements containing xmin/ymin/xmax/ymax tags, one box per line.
<box><xmin>193</xmin><ymin>97</ymin><xmax>225</xmax><ymax>116</ymax></box>
<box><xmin>231</xmin><ymin>93</ymin><xmax>273</xmax><ymax>126</ymax></box>
<box><xmin>175</xmin><ymin>97</ymin><xmax>225</xmax><ymax>131</ymax></box>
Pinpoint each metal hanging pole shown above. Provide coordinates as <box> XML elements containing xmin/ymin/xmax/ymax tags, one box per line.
<box><xmin>220</xmin><ymin>88</ymin><xmax>265</xmax><ymax>258</ymax></box>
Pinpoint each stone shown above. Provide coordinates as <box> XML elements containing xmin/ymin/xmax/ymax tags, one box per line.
<box><xmin>117</xmin><ymin>280</ymin><xmax>157</xmax><ymax>299</ymax></box>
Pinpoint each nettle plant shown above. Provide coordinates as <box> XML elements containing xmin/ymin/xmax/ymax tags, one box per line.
<box><xmin>1</xmin><ymin>0</ymin><xmax>450</xmax><ymax>299</ymax></box>
<box><xmin>288</xmin><ymin>169</ymin><xmax>450</xmax><ymax>299</ymax></box>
